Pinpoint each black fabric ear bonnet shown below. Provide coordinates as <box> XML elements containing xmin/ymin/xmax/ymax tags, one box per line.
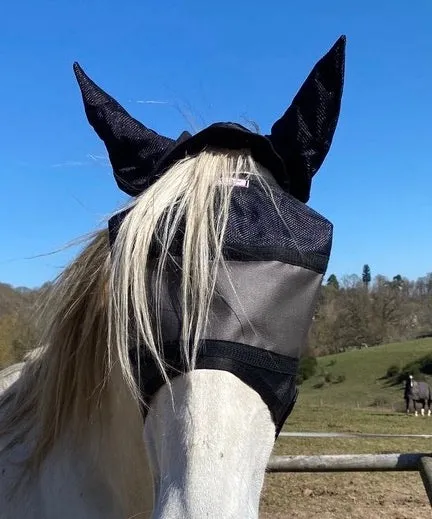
<box><xmin>73</xmin><ymin>35</ymin><xmax>345</xmax><ymax>204</ymax></box>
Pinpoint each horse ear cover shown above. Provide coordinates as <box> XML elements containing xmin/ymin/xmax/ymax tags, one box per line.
<box><xmin>73</xmin><ymin>35</ymin><xmax>345</xmax><ymax>203</ymax></box>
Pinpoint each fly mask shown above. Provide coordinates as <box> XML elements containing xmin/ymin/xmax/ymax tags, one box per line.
<box><xmin>74</xmin><ymin>36</ymin><xmax>346</xmax><ymax>435</ymax></box>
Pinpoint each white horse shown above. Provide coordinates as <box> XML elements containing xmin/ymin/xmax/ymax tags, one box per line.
<box><xmin>0</xmin><ymin>36</ymin><xmax>345</xmax><ymax>518</ymax></box>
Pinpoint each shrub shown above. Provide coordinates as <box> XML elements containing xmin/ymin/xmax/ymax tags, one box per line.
<box><xmin>298</xmin><ymin>356</ymin><xmax>318</xmax><ymax>384</ymax></box>
<box><xmin>386</xmin><ymin>364</ymin><xmax>400</xmax><ymax>378</ymax></box>
<box><xmin>295</xmin><ymin>373</ymin><xmax>304</xmax><ymax>385</ymax></box>
<box><xmin>324</xmin><ymin>371</ymin><xmax>333</xmax><ymax>383</ymax></box>
<box><xmin>395</xmin><ymin>354</ymin><xmax>432</xmax><ymax>383</ymax></box>
<box><xmin>334</xmin><ymin>374</ymin><xmax>346</xmax><ymax>384</ymax></box>
<box><xmin>421</xmin><ymin>354</ymin><xmax>432</xmax><ymax>375</ymax></box>
<box><xmin>415</xmin><ymin>331</ymin><xmax>432</xmax><ymax>339</ymax></box>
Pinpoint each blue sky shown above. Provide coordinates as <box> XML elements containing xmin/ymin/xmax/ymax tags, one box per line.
<box><xmin>1</xmin><ymin>0</ymin><xmax>431</xmax><ymax>288</ymax></box>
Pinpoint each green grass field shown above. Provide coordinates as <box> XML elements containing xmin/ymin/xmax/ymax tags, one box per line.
<box><xmin>299</xmin><ymin>338</ymin><xmax>432</xmax><ymax>410</ymax></box>
<box><xmin>260</xmin><ymin>338</ymin><xmax>432</xmax><ymax>518</ymax></box>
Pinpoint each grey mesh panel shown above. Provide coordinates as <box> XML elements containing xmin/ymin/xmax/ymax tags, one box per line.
<box><xmin>156</xmin><ymin>260</ymin><xmax>322</xmax><ymax>359</ymax></box>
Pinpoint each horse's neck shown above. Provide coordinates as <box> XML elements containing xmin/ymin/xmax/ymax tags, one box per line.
<box><xmin>98</xmin><ymin>367</ymin><xmax>154</xmax><ymax>515</ymax></box>
<box><xmin>0</xmin><ymin>363</ymin><xmax>153</xmax><ymax>519</ymax></box>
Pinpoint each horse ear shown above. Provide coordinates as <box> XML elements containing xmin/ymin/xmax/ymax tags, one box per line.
<box><xmin>268</xmin><ymin>36</ymin><xmax>346</xmax><ymax>203</ymax></box>
<box><xmin>73</xmin><ymin>63</ymin><xmax>174</xmax><ymax>196</ymax></box>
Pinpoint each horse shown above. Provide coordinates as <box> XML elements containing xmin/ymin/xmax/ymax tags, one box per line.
<box><xmin>404</xmin><ymin>374</ymin><xmax>432</xmax><ymax>417</ymax></box>
<box><xmin>0</xmin><ymin>36</ymin><xmax>345</xmax><ymax>519</ymax></box>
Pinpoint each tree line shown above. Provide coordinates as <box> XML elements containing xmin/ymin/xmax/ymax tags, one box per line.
<box><xmin>309</xmin><ymin>265</ymin><xmax>432</xmax><ymax>356</ymax></box>
<box><xmin>0</xmin><ymin>282</ymin><xmax>49</xmax><ymax>368</ymax></box>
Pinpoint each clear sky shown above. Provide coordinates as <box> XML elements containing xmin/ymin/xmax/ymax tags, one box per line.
<box><xmin>1</xmin><ymin>0</ymin><xmax>431</xmax><ymax>288</ymax></box>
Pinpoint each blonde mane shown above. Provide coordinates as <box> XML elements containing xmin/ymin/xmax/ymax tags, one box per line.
<box><xmin>0</xmin><ymin>149</ymin><xmax>271</xmax><ymax>469</ymax></box>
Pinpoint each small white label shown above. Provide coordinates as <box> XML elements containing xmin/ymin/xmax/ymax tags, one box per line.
<box><xmin>220</xmin><ymin>178</ymin><xmax>249</xmax><ymax>188</ymax></box>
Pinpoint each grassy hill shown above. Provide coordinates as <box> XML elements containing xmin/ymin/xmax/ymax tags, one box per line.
<box><xmin>297</xmin><ymin>338</ymin><xmax>432</xmax><ymax>410</ymax></box>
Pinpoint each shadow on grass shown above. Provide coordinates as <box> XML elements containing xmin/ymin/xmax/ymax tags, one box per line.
<box><xmin>361</xmin><ymin>410</ymin><xmax>405</xmax><ymax>417</ymax></box>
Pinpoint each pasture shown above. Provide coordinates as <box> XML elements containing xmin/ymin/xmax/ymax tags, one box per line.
<box><xmin>260</xmin><ymin>338</ymin><xmax>432</xmax><ymax>518</ymax></box>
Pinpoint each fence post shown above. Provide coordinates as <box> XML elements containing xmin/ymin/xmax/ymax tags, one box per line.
<box><xmin>419</xmin><ymin>457</ymin><xmax>432</xmax><ymax>506</ymax></box>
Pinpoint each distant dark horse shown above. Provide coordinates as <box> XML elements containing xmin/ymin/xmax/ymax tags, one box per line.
<box><xmin>404</xmin><ymin>375</ymin><xmax>432</xmax><ymax>416</ymax></box>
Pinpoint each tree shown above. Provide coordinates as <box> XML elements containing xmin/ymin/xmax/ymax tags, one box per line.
<box><xmin>326</xmin><ymin>274</ymin><xmax>340</xmax><ymax>290</ymax></box>
<box><xmin>391</xmin><ymin>274</ymin><xmax>404</xmax><ymax>292</ymax></box>
<box><xmin>362</xmin><ymin>264</ymin><xmax>371</xmax><ymax>289</ymax></box>
<box><xmin>331</xmin><ymin>286</ymin><xmax>375</xmax><ymax>350</ymax></box>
